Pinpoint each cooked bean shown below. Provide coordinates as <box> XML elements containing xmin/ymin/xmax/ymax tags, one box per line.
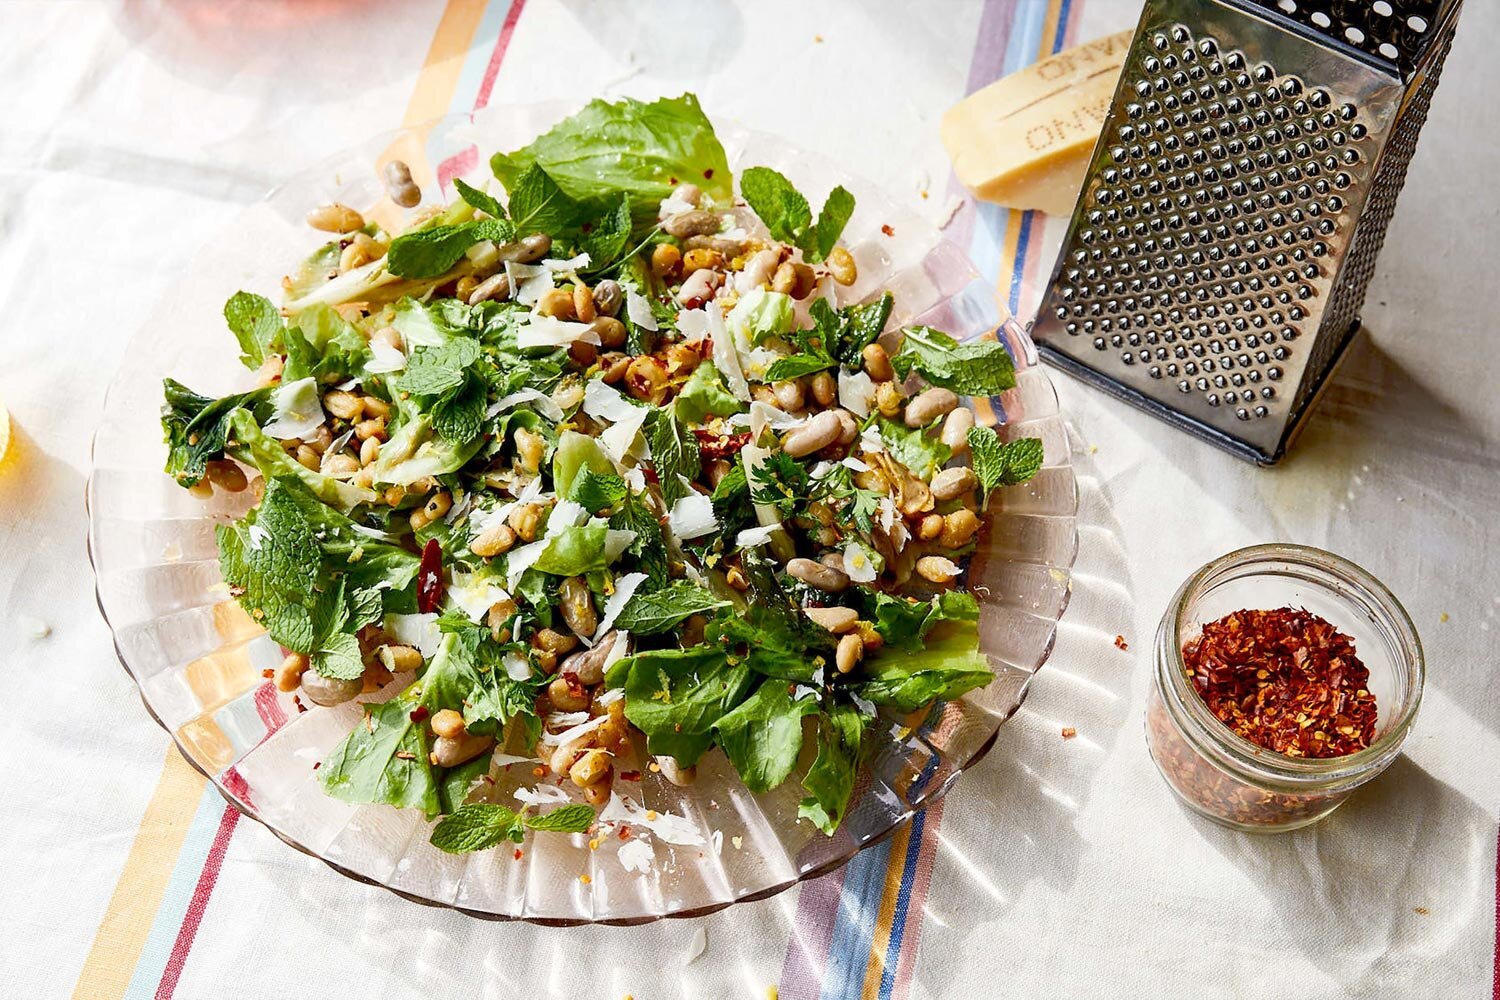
<box><xmin>359</xmin><ymin>436</ymin><xmax>381</xmax><ymax>466</ymax></box>
<box><xmin>686</xmin><ymin>233</ymin><xmax>751</xmax><ymax>257</ymax></box>
<box><xmin>354</xmin><ymin>416</ymin><xmax>386</xmax><ymax>441</ymax></box>
<box><xmin>430</xmin><ymin>708</ymin><xmax>466</xmax><ymax>739</ymax></box>
<box><xmin>707</xmin><ymin>459</ymin><xmax>732</xmax><ymax>487</ymax></box>
<box><xmin>681</xmin><ymin>614</ymin><xmax>707</xmax><ymax>648</ymax></box>
<box><xmin>548</xmin><ymin>675</ymin><xmax>590</xmax><ymax>712</ymax></box>
<box><xmin>301</xmin><ymin>670</ymin><xmax>362</xmax><ymax>707</ymax></box>
<box><xmin>625</xmin><ymin>355</ymin><xmax>670</xmax><ymax>404</ymax></box>
<box><xmin>725</xmin><ymin>565</ymin><xmax>749</xmax><ymax>590</ymax></box>
<box><xmin>874</xmin><ymin>381</ymin><xmax>904</xmax><ymax>417</ymax></box>
<box><xmin>770</xmin><ymin>260</ymin><xmax>797</xmax><ymax>295</ymax></box>
<box><xmin>422</xmin><ymin>491</ymin><xmax>452</xmax><ymax>521</ymax></box>
<box><xmin>663</xmin><ymin>342</ymin><xmax>702</xmax><ymax>376</ymax></box>
<box><xmin>360</xmin><ymin>395</ymin><xmax>391</xmax><ymax>419</ymax></box>
<box><xmin>740</xmin><ymin>248</ymin><xmax>781</xmax><ymax>290</ymax></box>
<box><xmin>323</xmin><ymin>389</ymin><xmax>363</xmax><ymax>420</ymax></box>
<box><xmin>834</xmin><ymin>409</ymin><xmax>859</xmax><ymax>445</ymax></box>
<box><xmin>499</xmin><ymin>233</ymin><xmax>551</xmax><ymax>263</ymax></box>
<box><xmin>940</xmin><ymin>508</ymin><xmax>981</xmax><ymax>549</ymax></box>
<box><xmin>904</xmin><ymin>387</ymin><xmax>959</xmax><ymax>427</ymax></box>
<box><xmin>467</xmin><ymin>272</ymin><xmax>512</xmax><ymax>305</ymax></box>
<box><xmin>810</xmin><ymin>370</ymin><xmax>837</xmax><ymax>407</ymax></box>
<box><xmin>294</xmin><ymin>445</ymin><xmax>321</xmax><ymax>471</ymax></box>
<box><xmin>835</xmin><ymin>632</ymin><xmax>865</xmax><ymax>674</ymax></box>
<box><xmin>916</xmin><ymin>555</ymin><xmax>961</xmax><ymax>584</ymax></box>
<box><xmin>508</xmin><ymin>502</ymin><xmax>542</xmax><ymax>542</ymax></box>
<box><xmin>656</xmin><ymin>756</ymin><xmax>697</xmax><ymax>787</ymax></box>
<box><xmin>513</xmin><ymin>426</ymin><xmax>547</xmax><ymax>474</ymax></box>
<box><xmin>378</xmin><ymin>643</ymin><xmax>423</xmax><ymax>673</ymax></box>
<box><xmin>455</xmin><ymin>275</ymin><xmax>478</xmax><ymax>302</ymax></box>
<box><xmin>471</xmin><ymin>522</ymin><xmax>517</xmax><ymax>558</ymax></box>
<box><xmin>602</xmin><ymin>353</ymin><xmax>631</xmax><ymax>384</ymax></box>
<box><xmin>560</xmin><ymin>631</ymin><xmax>617</xmax><ymax>685</ymax></box>
<box><xmin>323</xmin><ymin>453</ymin><xmax>359</xmax><ymax>477</ymax></box>
<box><xmin>805</xmin><ymin>606</ymin><xmax>859</xmax><ymax>633</ymax></box>
<box><xmin>919</xmin><ymin>513</ymin><xmax>945</xmax><ymax>540</ymax></box>
<box><xmin>863</xmin><ymin>343</ymin><xmax>894</xmax><ymax>381</ymax></box>
<box><xmin>583</xmin><ymin>781</ymin><xmax>613</xmax><ymax>807</ymax></box>
<box><xmin>782</xmin><ymin>410</ymin><xmax>842</xmax><ymax>457</ymax></box>
<box><xmin>827</xmin><ymin>246</ymin><xmax>858</xmax><ymax>286</ymax></box>
<box><xmin>559</xmin><ymin>576</ymin><xmax>599</xmax><ymax>638</ymax></box>
<box><xmin>371</xmin><ymin>326</ymin><xmax>403</xmax><ymax>351</ymax></box>
<box><xmin>306</xmin><ymin>203</ymin><xmax>364</xmax><ymax>233</ymax></box>
<box><xmin>677</xmin><ymin>268</ymin><xmax>722</xmax><ymax>308</ymax></box>
<box><xmin>682</xmin><ymin>248</ymin><xmax>725</xmax><ymax>276</ymax></box>
<box><xmin>855</xmin><ymin>620</ymin><xmax>884</xmax><ymax>651</ymax></box>
<box><xmin>590</xmin><ymin>316</ymin><xmax>627</xmax><ymax>349</ymax></box>
<box><xmin>662</xmin><ymin>210</ymin><xmax>721</xmax><ymax>239</ymax></box>
<box><xmin>673</xmin><ymin>183</ymin><xmax>703</xmax><ymax>207</ymax></box>
<box><xmin>787</xmin><ymin>557</ymin><xmax>849</xmax><ymax>592</ymax></box>
<box><xmin>432</xmin><ymin>732</ymin><xmax>493</xmax><ymax>768</ymax></box>
<box><xmin>931</xmin><ymin>467</ymin><xmax>978</xmax><ymax>500</ymax></box>
<box><xmin>900</xmin><ymin>477</ymin><xmax>934</xmax><ymax>516</ymax></box>
<box><xmin>537</xmin><ymin>286</ymin><xmax>576</xmax><ymax>319</ymax></box>
<box><xmin>550</xmin><ymin>737</ymin><xmax>591</xmax><ymax>777</ymax></box>
<box><xmin>382</xmin><ymin>160</ymin><xmax>421</xmax><ymax>207</ymax></box>
<box><xmin>535</xmin><ymin>627</ymin><xmax>578</xmax><ymax>655</ymax></box>
<box><xmin>571</xmin><ymin>284</ymin><xmax>597</xmax><ymax>323</ymax></box>
<box><xmin>651</xmin><ymin>243</ymin><xmax>682</xmax><ymax>280</ymax></box>
<box><xmin>592</xmin><ymin>279</ymin><xmax>623</xmax><ymax>317</ymax></box>
<box><xmin>275</xmin><ymin>652</ymin><xmax>308</xmax><ymax>693</ymax></box>
<box><xmin>569</xmin><ymin>749</ymin><xmax>613</xmax><ymax>788</ymax></box>
<box><xmin>205</xmin><ymin>459</ymin><xmax>247</xmax><ymax>492</ymax></box>
<box><xmin>941</xmin><ymin>407</ymin><xmax>975</xmax><ymax>453</ymax></box>
<box><xmin>773</xmin><ymin>379</ymin><xmax>805</xmax><ymax>412</ymax></box>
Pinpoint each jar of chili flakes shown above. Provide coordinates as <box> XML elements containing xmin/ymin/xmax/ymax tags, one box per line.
<box><xmin>1146</xmin><ymin>544</ymin><xmax>1424</xmax><ymax>832</ymax></box>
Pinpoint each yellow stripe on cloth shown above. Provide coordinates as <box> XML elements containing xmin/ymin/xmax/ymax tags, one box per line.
<box><xmin>402</xmin><ymin>0</ymin><xmax>489</xmax><ymax>128</ymax></box>
<box><xmin>858</xmin><ymin>821</ymin><xmax>914</xmax><ymax>1000</ymax></box>
<box><xmin>71</xmin><ymin>747</ymin><xmax>207</xmax><ymax>1000</ymax></box>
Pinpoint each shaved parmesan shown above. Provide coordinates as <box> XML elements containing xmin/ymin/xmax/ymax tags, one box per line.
<box><xmin>860</xmin><ymin>424</ymin><xmax>885</xmax><ymax>453</ymax></box>
<box><xmin>540</xmin><ymin>712</ymin><xmax>613</xmax><ymax>746</ymax></box>
<box><xmin>838</xmin><ymin>368</ymin><xmax>877</xmax><ymax>418</ymax></box>
<box><xmin>599</xmin><ymin>792</ymin><xmax>705</xmax><ymax>846</ymax></box>
<box><xmin>503</xmin><ymin>651</ymin><xmax>531</xmax><ymax>680</ymax></box>
<box><xmin>705</xmin><ymin>302</ymin><xmax>750</xmax><ymax>401</ymax></box>
<box><xmin>626</xmin><ymin>290</ymin><xmax>658</xmax><ymax>332</ymax></box>
<box><xmin>504</xmin><ymin>538</ymin><xmax>548</xmax><ymax>588</ymax></box>
<box><xmin>448</xmin><ymin>571</ymin><xmax>510</xmax><ymax>622</ymax></box>
<box><xmin>593</xmin><ymin>571</ymin><xmax>647</xmax><ymax>641</ymax></box>
<box><xmin>386</xmin><ymin>613</ymin><xmax>442</xmax><ymax>657</ymax></box>
<box><xmin>667</xmin><ymin>488</ymin><xmax>718</xmax><ymax>540</ymax></box>
<box><xmin>488</xmin><ymin>388</ymin><xmax>563</xmax><ymax>422</ymax></box>
<box><xmin>618</xmin><ymin>837</ymin><xmax>654</xmax><ymax>874</ymax></box>
<box><xmin>366</xmin><ymin>339</ymin><xmax>407</xmax><ymax>374</ymax></box>
<box><xmin>622</xmin><ymin>467</ymin><xmax>647</xmax><ymax>492</ymax></box>
<box><xmin>469</xmin><ymin>478</ymin><xmax>544</xmax><ymax>539</ymax></box>
<box><xmin>247</xmin><ymin>524</ymin><xmax>269</xmax><ymax>551</ymax></box>
<box><xmin>584</xmin><ymin>379</ymin><xmax>651</xmax><ymax>462</ymax></box>
<box><xmin>658</xmin><ymin>190</ymin><xmax>698</xmax><ymax>219</ymax></box>
<box><xmin>543</xmin><ymin>253</ymin><xmax>591</xmax><ymax>274</ymax></box>
<box><xmin>491</xmin><ymin>752</ymin><xmax>536</xmax><ymax>768</ymax></box>
<box><xmin>505</xmin><ymin>260</ymin><xmax>552</xmax><ymax>305</ymax></box>
<box><xmin>735</xmin><ymin>524</ymin><xmax>780</xmax><ymax>548</ymax></box>
<box><xmin>603</xmin><ymin>529</ymin><xmax>638</xmax><ymax>562</ymax></box>
<box><xmin>676</xmin><ymin>307</ymin><xmax>711</xmax><ymax>343</ymax></box>
<box><xmin>262</xmin><ymin>377</ymin><xmax>326</xmax><ymax>440</ymax></box>
<box><xmin>515</xmin><ymin>784</ymin><xmax>574</xmax><ymax>807</ymax></box>
<box><xmin>548</xmin><ymin>499</ymin><xmax>590</xmax><ymax>533</ymax></box>
<box><xmin>595</xmin><ymin>687</ymin><xmax>624</xmax><ymax>707</ymax></box>
<box><xmin>841</xmin><ymin>456</ymin><xmax>871</xmax><ymax>472</ymax></box>
<box><xmin>518</xmin><ymin>314</ymin><xmax>600</xmax><ymax>349</ymax></box>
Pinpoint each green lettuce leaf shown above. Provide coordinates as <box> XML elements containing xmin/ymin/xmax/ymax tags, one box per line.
<box><xmin>799</xmin><ymin>704</ymin><xmax>865</xmax><ymax>834</ymax></box>
<box><xmin>281</xmin><ymin>303</ymin><xmax>370</xmax><ymax>383</ymax></box>
<box><xmin>161</xmin><ymin>379</ymin><xmax>270</xmax><ymax>488</ymax></box>
<box><xmin>552</xmin><ymin>429</ymin><xmax>616</xmax><ymax>500</ymax></box>
<box><xmin>713</xmin><ymin>680</ymin><xmax>817</xmax><ymax>793</ymax></box>
<box><xmin>674</xmin><ymin>361</ymin><xmax>742</xmax><ymax>424</ymax></box>
<box><xmin>727</xmin><ymin>288</ymin><xmax>796</xmax><ymax>347</ymax></box>
<box><xmin>620</xmin><ymin>646</ymin><xmax>755</xmax><ymax>766</ymax></box>
<box><xmin>489</xmin><ymin>94</ymin><xmax>732</xmax><ymax>233</ymax></box>
<box><xmin>856</xmin><ymin>590</ymin><xmax>979</xmax><ymax>651</ymax></box>
<box><xmin>224</xmin><ymin>408</ymin><xmax>376</xmax><ymax>511</ymax></box>
<box><xmin>876</xmin><ymin>415</ymin><xmax>951</xmax><ymax>479</ymax></box>
<box><xmin>852</xmin><ymin>623</ymin><xmax>993</xmax><ymax>712</ymax></box>
<box><xmin>319</xmin><ymin>694</ymin><xmax>439</xmax><ymax>817</ymax></box>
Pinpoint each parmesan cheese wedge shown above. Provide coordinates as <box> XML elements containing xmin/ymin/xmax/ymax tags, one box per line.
<box><xmin>941</xmin><ymin>30</ymin><xmax>1131</xmax><ymax>215</ymax></box>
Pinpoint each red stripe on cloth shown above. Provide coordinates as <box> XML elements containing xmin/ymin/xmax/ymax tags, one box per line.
<box><xmin>1493</xmin><ymin>824</ymin><xmax>1499</xmax><ymax>1000</ymax></box>
<box><xmin>253</xmin><ymin>681</ymin><xmax>287</xmax><ymax>733</ymax></box>
<box><xmin>153</xmin><ymin>805</ymin><xmax>241</xmax><ymax>1000</ymax></box>
<box><xmin>474</xmin><ymin>0</ymin><xmax>527</xmax><ymax>111</ymax></box>
<box><xmin>890</xmin><ymin>799</ymin><xmax>946</xmax><ymax>999</ymax></box>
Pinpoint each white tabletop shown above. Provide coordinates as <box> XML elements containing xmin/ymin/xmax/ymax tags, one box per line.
<box><xmin>5</xmin><ymin>1</ymin><xmax>1496</xmax><ymax>997</ymax></box>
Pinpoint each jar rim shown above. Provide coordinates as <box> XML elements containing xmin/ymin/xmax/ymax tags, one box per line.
<box><xmin>1157</xmin><ymin>543</ymin><xmax>1425</xmax><ymax>788</ymax></box>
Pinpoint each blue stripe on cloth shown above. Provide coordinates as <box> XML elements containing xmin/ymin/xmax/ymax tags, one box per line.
<box><xmin>121</xmin><ymin>783</ymin><xmax>225</xmax><ymax>1000</ymax></box>
<box><xmin>818</xmin><ymin>835</ymin><xmax>898</xmax><ymax>1000</ymax></box>
<box><xmin>449</xmin><ymin>0</ymin><xmax>513</xmax><ymax>113</ymax></box>
<box><xmin>875</xmin><ymin>756</ymin><xmax>942</xmax><ymax>1000</ymax></box>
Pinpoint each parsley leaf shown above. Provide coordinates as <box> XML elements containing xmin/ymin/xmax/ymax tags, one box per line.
<box><xmin>386</xmin><ymin>218</ymin><xmax>516</xmax><ymax>279</ymax></box>
<box><xmin>811</xmin><ymin>464</ymin><xmax>883</xmax><ymax>534</ymax></box>
<box><xmin>523</xmin><ymin>803</ymin><xmax>596</xmax><ymax>833</ymax></box>
<box><xmin>430</xmin><ymin>803</ymin><xmax>528</xmax><ymax>853</ymax></box>
<box><xmin>890</xmin><ymin>327</ymin><xmax>1017</xmax><ymax>396</ymax></box>
<box><xmin>223</xmin><ymin>291</ymin><xmax>283</xmax><ymax>369</ymax></box>
<box><xmin>967</xmin><ymin>428</ymin><xmax>1044</xmax><ymax>506</ymax></box>
<box><xmin>452</xmin><ymin>177</ymin><xmax>508</xmax><ymax>220</ymax></box>
<box><xmin>749</xmin><ymin>450</ymin><xmax>811</xmax><ymax>518</ymax></box>
<box><xmin>739</xmin><ymin>166</ymin><xmax>855</xmax><ymax>263</ymax></box>
<box><xmin>613</xmin><ymin>581</ymin><xmax>728</xmax><ymax>635</ymax></box>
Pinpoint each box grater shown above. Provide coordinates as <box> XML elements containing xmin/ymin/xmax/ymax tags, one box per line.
<box><xmin>1031</xmin><ymin>0</ymin><xmax>1464</xmax><ymax>464</ymax></box>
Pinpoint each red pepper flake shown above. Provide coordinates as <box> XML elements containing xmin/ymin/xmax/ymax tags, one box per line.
<box><xmin>618</xmin><ymin>824</ymin><xmax>632</xmax><ymax>840</ymax></box>
<box><xmin>1184</xmin><ymin>607</ymin><xmax>1377</xmax><ymax>759</ymax></box>
<box><xmin>262</xmin><ymin>668</ymin><xmax>274</xmax><ymax>679</ymax></box>
<box><xmin>1114</xmin><ymin>635</ymin><xmax>1129</xmax><ymax>651</ymax></box>
<box><xmin>880</xmin><ymin>224</ymin><xmax>895</xmax><ymax>237</ymax></box>
<box><xmin>619</xmin><ymin>769</ymin><xmax>642</xmax><ymax>782</ymax></box>
<box><xmin>312</xmin><ymin>761</ymin><xmax>321</xmax><ymax>770</ymax></box>
<box><xmin>1061</xmin><ymin>726</ymin><xmax>1077</xmax><ymax>739</ymax></box>
<box><xmin>703</xmin><ymin>168</ymin><xmax>715</xmax><ymax>179</ymax></box>
<box><xmin>409</xmin><ymin>705</ymin><xmax>430</xmax><ymax>724</ymax></box>
<box><xmin>394</xmin><ymin>750</ymin><xmax>416</xmax><ymax>760</ymax></box>
<box><xmin>294</xmin><ymin>695</ymin><xmax>308</xmax><ymax>714</ymax></box>
<box><xmin>417</xmin><ymin>538</ymin><xmax>444</xmax><ymax>613</ymax></box>
<box><xmin>513</xmin><ymin>849</ymin><xmax>524</xmax><ymax>860</ymax></box>
<box><xmin>694</xmin><ymin>428</ymin><xmax>751</xmax><ymax>461</ymax></box>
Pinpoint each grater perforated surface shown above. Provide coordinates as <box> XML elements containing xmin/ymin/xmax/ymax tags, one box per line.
<box><xmin>1032</xmin><ymin>0</ymin><xmax>1461</xmax><ymax>462</ymax></box>
<box><xmin>1242</xmin><ymin>0</ymin><xmax>1447</xmax><ymax>74</ymax></box>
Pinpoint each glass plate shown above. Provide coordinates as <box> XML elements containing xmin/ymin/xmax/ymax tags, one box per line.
<box><xmin>85</xmin><ymin>106</ymin><xmax>1078</xmax><ymax>924</ymax></box>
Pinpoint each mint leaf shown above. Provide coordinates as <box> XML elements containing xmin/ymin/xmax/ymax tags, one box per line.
<box><xmin>223</xmin><ymin>291</ymin><xmax>282</xmax><ymax>369</ymax></box>
<box><xmin>763</xmin><ymin>352</ymin><xmax>835</xmax><ymax>382</ymax></box>
<box><xmin>453</xmin><ymin>178</ymin><xmax>508</xmax><ymax>220</ymax></box>
<box><xmin>569</xmin><ymin>466</ymin><xmax>628</xmax><ymax>513</ymax></box>
<box><xmin>311</xmin><ymin>630</ymin><xmax>364</xmax><ymax>680</ymax></box>
<box><xmin>505</xmin><ymin>164</ymin><xmax>587</xmax><ymax>235</ymax></box>
<box><xmin>799</xmin><ymin>704</ymin><xmax>864</xmax><ymax>834</ymax></box>
<box><xmin>875</xmin><ymin>416</ymin><xmax>951</xmax><ymax>480</ymax></box>
<box><xmin>967</xmin><ymin>427</ymin><xmax>1044</xmax><ymax>505</ymax></box>
<box><xmin>394</xmin><ymin>337</ymin><xmax>482</xmax><ymax>396</ymax></box>
<box><xmin>834</xmin><ymin>293</ymin><xmax>893</xmax><ymax>366</ymax></box>
<box><xmin>710</xmin><ymin>459</ymin><xmax>748</xmax><ymax>506</ymax></box>
<box><xmin>614</xmin><ymin>581</ymin><xmax>727</xmax><ymax>635</ymax></box>
<box><xmin>609</xmin><ymin>490</ymin><xmax>670</xmax><ymax>588</ymax></box>
<box><xmin>890</xmin><ymin>327</ymin><xmax>1017</xmax><ymax>396</ymax></box>
<box><xmin>386</xmin><ymin>219</ymin><xmax>515</xmax><ymax>279</ymax></box>
<box><xmin>161</xmin><ymin>380</ymin><xmax>270</xmax><ymax>488</ymax></box>
<box><xmin>216</xmin><ymin>480</ymin><xmax>321</xmax><ymax>651</ymax></box>
<box><xmin>429</xmin><ymin>375</ymin><xmax>488</xmax><ymax>445</ymax></box>
<box><xmin>647</xmin><ymin>410</ymin><xmax>699</xmax><ymax>505</ymax></box>
<box><xmin>713</xmin><ymin>680</ymin><xmax>817</xmax><ymax>793</ymax></box>
<box><xmin>740</xmin><ymin>166</ymin><xmax>812</xmax><ymax>248</ymax></box>
<box><xmin>580</xmin><ymin>193</ymin><xmax>633</xmax><ymax>271</ymax></box>
<box><xmin>524</xmin><ymin>804</ymin><xmax>596</xmax><ymax>833</ymax></box>
<box><xmin>430</xmin><ymin>803</ymin><xmax>527</xmax><ymax>853</ymax></box>
<box><xmin>809</xmin><ymin>185</ymin><xmax>855</xmax><ymax>263</ymax></box>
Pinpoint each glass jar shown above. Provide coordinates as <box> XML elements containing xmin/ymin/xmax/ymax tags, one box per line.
<box><xmin>1146</xmin><ymin>543</ymin><xmax>1424</xmax><ymax>833</ymax></box>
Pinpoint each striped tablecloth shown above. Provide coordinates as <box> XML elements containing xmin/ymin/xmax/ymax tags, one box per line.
<box><xmin>7</xmin><ymin>2</ymin><xmax>1498</xmax><ymax>998</ymax></box>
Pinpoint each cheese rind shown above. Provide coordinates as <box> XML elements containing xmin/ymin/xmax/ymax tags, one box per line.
<box><xmin>942</xmin><ymin>30</ymin><xmax>1132</xmax><ymax>216</ymax></box>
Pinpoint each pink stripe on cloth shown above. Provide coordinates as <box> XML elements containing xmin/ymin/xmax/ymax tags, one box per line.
<box><xmin>779</xmin><ymin>861</ymin><xmax>851</xmax><ymax>997</ymax></box>
<box><xmin>1493</xmin><ymin>824</ymin><xmax>1499</xmax><ymax>999</ymax></box>
<box><xmin>153</xmin><ymin>804</ymin><xmax>241</xmax><ymax>1000</ymax></box>
<box><xmin>253</xmin><ymin>680</ymin><xmax>287</xmax><ymax>733</ymax></box>
<box><xmin>474</xmin><ymin>0</ymin><xmax>527</xmax><ymax>111</ymax></box>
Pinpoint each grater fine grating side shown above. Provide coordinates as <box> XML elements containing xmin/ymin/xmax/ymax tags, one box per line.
<box><xmin>1031</xmin><ymin>0</ymin><xmax>1463</xmax><ymax>464</ymax></box>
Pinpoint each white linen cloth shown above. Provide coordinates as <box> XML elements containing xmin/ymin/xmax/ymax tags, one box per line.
<box><xmin>1</xmin><ymin>1</ymin><xmax>1496</xmax><ymax>998</ymax></box>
